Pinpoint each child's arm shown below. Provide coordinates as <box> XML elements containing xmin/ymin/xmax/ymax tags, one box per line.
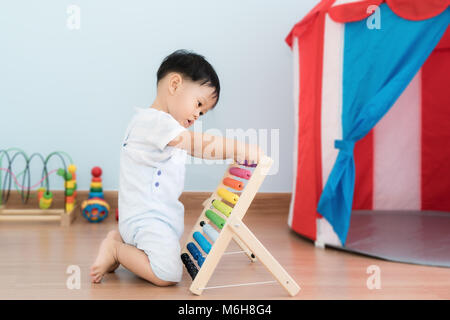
<box><xmin>168</xmin><ymin>131</ymin><xmax>263</xmax><ymax>164</ymax></box>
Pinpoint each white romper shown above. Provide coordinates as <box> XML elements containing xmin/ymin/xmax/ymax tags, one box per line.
<box><xmin>118</xmin><ymin>107</ymin><xmax>187</xmax><ymax>282</ymax></box>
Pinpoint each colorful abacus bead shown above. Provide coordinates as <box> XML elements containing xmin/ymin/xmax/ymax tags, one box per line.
<box><xmin>229</xmin><ymin>167</ymin><xmax>251</xmax><ymax>179</ymax></box>
<box><xmin>223</xmin><ymin>177</ymin><xmax>243</xmax><ymax>191</ymax></box>
<box><xmin>187</xmin><ymin>242</ymin><xmax>205</xmax><ymax>267</ymax></box>
<box><xmin>202</xmin><ymin>223</ymin><xmax>219</xmax><ymax>243</ymax></box>
<box><xmin>205</xmin><ymin>210</ymin><xmax>225</xmax><ymax>229</ymax></box>
<box><xmin>217</xmin><ymin>187</ymin><xmax>239</xmax><ymax>204</ymax></box>
<box><xmin>181</xmin><ymin>253</ymin><xmax>198</xmax><ymax>280</ymax></box>
<box><xmin>212</xmin><ymin>199</ymin><xmax>232</xmax><ymax>217</ymax></box>
<box><xmin>193</xmin><ymin>231</ymin><xmax>212</xmax><ymax>254</ymax></box>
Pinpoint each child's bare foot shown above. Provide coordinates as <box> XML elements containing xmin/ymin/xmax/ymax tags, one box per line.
<box><xmin>90</xmin><ymin>238</ymin><xmax>119</xmax><ymax>283</ymax></box>
<box><xmin>105</xmin><ymin>230</ymin><xmax>123</xmax><ymax>273</ymax></box>
<box><xmin>107</xmin><ymin>261</ymin><xmax>120</xmax><ymax>273</ymax></box>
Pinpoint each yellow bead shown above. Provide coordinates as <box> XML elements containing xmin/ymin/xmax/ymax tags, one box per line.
<box><xmin>66</xmin><ymin>203</ymin><xmax>74</xmax><ymax>213</ymax></box>
<box><xmin>66</xmin><ymin>180</ymin><xmax>75</xmax><ymax>189</ymax></box>
<box><xmin>39</xmin><ymin>197</ymin><xmax>52</xmax><ymax>209</ymax></box>
<box><xmin>217</xmin><ymin>187</ymin><xmax>239</xmax><ymax>204</ymax></box>
<box><xmin>68</xmin><ymin>164</ymin><xmax>77</xmax><ymax>174</ymax></box>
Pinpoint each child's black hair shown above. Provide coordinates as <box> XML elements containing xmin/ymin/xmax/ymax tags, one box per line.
<box><xmin>157</xmin><ymin>49</ymin><xmax>220</xmax><ymax>108</ymax></box>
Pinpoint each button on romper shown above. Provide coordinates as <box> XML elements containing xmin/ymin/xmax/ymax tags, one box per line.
<box><xmin>118</xmin><ymin>107</ymin><xmax>188</xmax><ymax>282</ymax></box>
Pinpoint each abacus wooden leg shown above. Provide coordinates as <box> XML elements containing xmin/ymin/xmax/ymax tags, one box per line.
<box><xmin>232</xmin><ymin>234</ymin><xmax>257</xmax><ymax>262</ymax></box>
<box><xmin>227</xmin><ymin>217</ymin><xmax>301</xmax><ymax>297</ymax></box>
<box><xmin>189</xmin><ymin>227</ymin><xmax>234</xmax><ymax>296</ymax></box>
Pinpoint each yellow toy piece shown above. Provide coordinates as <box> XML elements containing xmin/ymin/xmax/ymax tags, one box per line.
<box><xmin>81</xmin><ymin>198</ymin><xmax>110</xmax><ymax>211</ymax></box>
<box><xmin>65</xmin><ymin>180</ymin><xmax>76</xmax><ymax>189</ymax></box>
<box><xmin>217</xmin><ymin>187</ymin><xmax>239</xmax><ymax>205</ymax></box>
<box><xmin>68</xmin><ymin>164</ymin><xmax>77</xmax><ymax>174</ymax></box>
<box><xmin>39</xmin><ymin>191</ymin><xmax>53</xmax><ymax>209</ymax></box>
<box><xmin>65</xmin><ymin>202</ymin><xmax>74</xmax><ymax>213</ymax></box>
<box><xmin>212</xmin><ymin>199</ymin><xmax>233</xmax><ymax>217</ymax></box>
<box><xmin>90</xmin><ymin>181</ymin><xmax>102</xmax><ymax>189</ymax></box>
<box><xmin>37</xmin><ymin>187</ymin><xmax>46</xmax><ymax>201</ymax></box>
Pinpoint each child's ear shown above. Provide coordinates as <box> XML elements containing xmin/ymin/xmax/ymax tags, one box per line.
<box><xmin>168</xmin><ymin>73</ymin><xmax>183</xmax><ymax>95</ymax></box>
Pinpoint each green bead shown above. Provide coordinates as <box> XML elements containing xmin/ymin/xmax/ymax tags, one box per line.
<box><xmin>212</xmin><ymin>200</ymin><xmax>232</xmax><ymax>217</ymax></box>
<box><xmin>205</xmin><ymin>210</ymin><xmax>225</xmax><ymax>229</ymax></box>
<box><xmin>43</xmin><ymin>191</ymin><xmax>53</xmax><ymax>199</ymax></box>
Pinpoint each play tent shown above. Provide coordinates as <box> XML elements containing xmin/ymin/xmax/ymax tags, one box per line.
<box><xmin>285</xmin><ymin>0</ymin><xmax>449</xmax><ymax>266</ymax></box>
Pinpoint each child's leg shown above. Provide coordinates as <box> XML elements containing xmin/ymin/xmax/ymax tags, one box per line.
<box><xmin>90</xmin><ymin>233</ymin><xmax>176</xmax><ymax>287</ymax></box>
<box><xmin>115</xmin><ymin>241</ymin><xmax>177</xmax><ymax>287</ymax></box>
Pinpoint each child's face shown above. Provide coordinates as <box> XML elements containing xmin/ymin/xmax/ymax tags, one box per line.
<box><xmin>167</xmin><ymin>75</ymin><xmax>217</xmax><ymax>128</ymax></box>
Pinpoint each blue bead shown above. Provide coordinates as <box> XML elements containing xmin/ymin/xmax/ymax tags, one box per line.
<box><xmin>157</xmin><ymin>170</ymin><xmax>161</xmax><ymax>175</ymax></box>
<box><xmin>155</xmin><ymin>182</ymin><xmax>159</xmax><ymax>187</ymax></box>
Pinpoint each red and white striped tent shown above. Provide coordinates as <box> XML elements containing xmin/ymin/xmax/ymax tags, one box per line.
<box><xmin>285</xmin><ymin>0</ymin><xmax>450</xmax><ymax>249</ymax></box>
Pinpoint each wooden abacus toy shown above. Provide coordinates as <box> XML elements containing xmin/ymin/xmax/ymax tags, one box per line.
<box><xmin>181</xmin><ymin>156</ymin><xmax>300</xmax><ymax>296</ymax></box>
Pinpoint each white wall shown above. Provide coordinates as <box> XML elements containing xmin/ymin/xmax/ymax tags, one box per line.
<box><xmin>0</xmin><ymin>0</ymin><xmax>317</xmax><ymax>192</ymax></box>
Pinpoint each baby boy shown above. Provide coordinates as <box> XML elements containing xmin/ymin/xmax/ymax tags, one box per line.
<box><xmin>90</xmin><ymin>50</ymin><xmax>263</xmax><ymax>286</ymax></box>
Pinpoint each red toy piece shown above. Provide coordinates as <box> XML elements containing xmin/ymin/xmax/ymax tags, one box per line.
<box><xmin>91</xmin><ymin>166</ymin><xmax>102</xmax><ymax>178</ymax></box>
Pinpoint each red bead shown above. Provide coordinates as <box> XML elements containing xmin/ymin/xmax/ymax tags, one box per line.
<box><xmin>91</xmin><ymin>166</ymin><xmax>102</xmax><ymax>178</ymax></box>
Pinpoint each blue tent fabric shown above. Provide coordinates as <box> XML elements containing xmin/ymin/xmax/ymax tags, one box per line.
<box><xmin>317</xmin><ymin>4</ymin><xmax>450</xmax><ymax>245</ymax></box>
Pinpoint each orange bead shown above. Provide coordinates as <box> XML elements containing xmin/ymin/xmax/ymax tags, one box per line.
<box><xmin>223</xmin><ymin>177</ymin><xmax>244</xmax><ymax>191</ymax></box>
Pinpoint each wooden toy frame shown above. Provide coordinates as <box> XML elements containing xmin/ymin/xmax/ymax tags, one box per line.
<box><xmin>0</xmin><ymin>149</ymin><xmax>78</xmax><ymax>226</ymax></box>
<box><xmin>181</xmin><ymin>156</ymin><xmax>300</xmax><ymax>296</ymax></box>
<box><xmin>0</xmin><ymin>203</ymin><xmax>77</xmax><ymax>227</ymax></box>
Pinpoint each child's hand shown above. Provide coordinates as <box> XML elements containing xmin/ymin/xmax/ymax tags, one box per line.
<box><xmin>234</xmin><ymin>143</ymin><xmax>264</xmax><ymax>166</ymax></box>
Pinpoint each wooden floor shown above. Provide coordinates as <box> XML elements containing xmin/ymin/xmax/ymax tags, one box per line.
<box><xmin>0</xmin><ymin>193</ymin><xmax>449</xmax><ymax>300</ymax></box>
